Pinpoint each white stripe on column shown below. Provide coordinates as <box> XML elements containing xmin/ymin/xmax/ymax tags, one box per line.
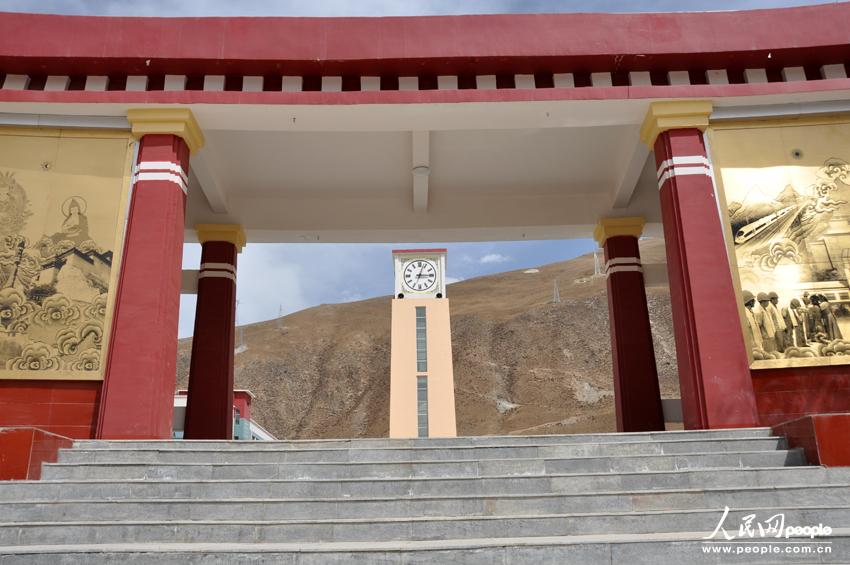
<box><xmin>136</xmin><ymin>161</ymin><xmax>188</xmax><ymax>184</ymax></box>
<box><xmin>656</xmin><ymin>166</ymin><xmax>713</xmax><ymax>190</ymax></box>
<box><xmin>200</xmin><ymin>262</ymin><xmax>236</xmax><ymax>274</ymax></box>
<box><xmin>132</xmin><ymin>172</ymin><xmax>188</xmax><ymax>195</ymax></box>
<box><xmin>656</xmin><ymin>155</ymin><xmax>712</xmax><ymax>178</ymax></box>
<box><xmin>605</xmin><ymin>257</ymin><xmax>642</xmax><ymax>271</ymax></box>
<box><xmin>198</xmin><ymin>271</ymin><xmax>236</xmax><ymax>282</ymax></box>
<box><xmin>606</xmin><ymin>265</ymin><xmax>643</xmax><ymax>276</ymax></box>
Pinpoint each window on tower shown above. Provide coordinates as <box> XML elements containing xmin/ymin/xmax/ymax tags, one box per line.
<box><xmin>417</xmin><ymin>375</ymin><xmax>428</xmax><ymax>438</ymax></box>
<box><xmin>415</xmin><ymin>306</ymin><xmax>427</xmax><ymax>372</ymax></box>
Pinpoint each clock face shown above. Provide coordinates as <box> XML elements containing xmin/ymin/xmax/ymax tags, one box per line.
<box><xmin>403</xmin><ymin>259</ymin><xmax>438</xmax><ymax>292</ymax></box>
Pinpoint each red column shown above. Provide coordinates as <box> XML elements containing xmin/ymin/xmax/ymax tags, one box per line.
<box><xmin>597</xmin><ymin>222</ymin><xmax>665</xmax><ymax>432</ymax></box>
<box><xmin>184</xmin><ymin>239</ymin><xmax>238</xmax><ymax>439</ymax></box>
<box><xmin>97</xmin><ymin>134</ymin><xmax>190</xmax><ymax>439</ymax></box>
<box><xmin>652</xmin><ymin>127</ymin><xmax>759</xmax><ymax>429</ymax></box>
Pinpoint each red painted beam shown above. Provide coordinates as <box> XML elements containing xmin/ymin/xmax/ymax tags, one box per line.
<box><xmin>1</xmin><ymin>77</ymin><xmax>849</xmax><ymax>107</ymax></box>
<box><xmin>0</xmin><ymin>4</ymin><xmax>848</xmax><ymax>75</ymax></box>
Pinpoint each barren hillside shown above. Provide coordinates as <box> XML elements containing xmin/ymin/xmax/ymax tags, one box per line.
<box><xmin>176</xmin><ymin>239</ymin><xmax>679</xmax><ymax>439</ymax></box>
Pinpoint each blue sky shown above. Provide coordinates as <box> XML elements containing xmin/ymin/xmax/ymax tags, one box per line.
<box><xmin>180</xmin><ymin>239</ymin><xmax>600</xmax><ymax>337</ymax></box>
<box><xmin>3</xmin><ymin>0</ymin><xmax>830</xmax><ymax>335</ymax></box>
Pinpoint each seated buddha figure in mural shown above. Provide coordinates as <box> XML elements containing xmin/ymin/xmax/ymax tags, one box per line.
<box><xmin>49</xmin><ymin>197</ymin><xmax>90</xmax><ymax>246</ymax></box>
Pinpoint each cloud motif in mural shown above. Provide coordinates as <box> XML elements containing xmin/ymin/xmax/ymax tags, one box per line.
<box><xmin>66</xmin><ymin>348</ymin><xmax>100</xmax><ymax>371</ymax></box>
<box><xmin>819</xmin><ymin>158</ymin><xmax>850</xmax><ymax>183</ymax></box>
<box><xmin>83</xmin><ymin>294</ymin><xmax>107</xmax><ymax>320</ymax></box>
<box><xmin>6</xmin><ymin>342</ymin><xmax>61</xmax><ymax>371</ymax></box>
<box><xmin>0</xmin><ymin>287</ymin><xmax>33</xmax><ymax>334</ymax></box>
<box><xmin>33</xmin><ymin>294</ymin><xmax>81</xmax><ymax>326</ymax></box>
<box><xmin>55</xmin><ymin>321</ymin><xmax>103</xmax><ymax>356</ymax></box>
<box><xmin>756</xmin><ymin>240</ymin><xmax>800</xmax><ymax>271</ymax></box>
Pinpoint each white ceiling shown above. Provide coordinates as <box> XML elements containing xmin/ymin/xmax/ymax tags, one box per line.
<box><xmin>3</xmin><ymin>89</ymin><xmax>849</xmax><ymax>243</ymax></box>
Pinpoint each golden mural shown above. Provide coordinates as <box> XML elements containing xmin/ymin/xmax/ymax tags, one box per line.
<box><xmin>710</xmin><ymin>118</ymin><xmax>850</xmax><ymax>369</ymax></box>
<box><xmin>0</xmin><ymin>128</ymin><xmax>133</xmax><ymax>380</ymax></box>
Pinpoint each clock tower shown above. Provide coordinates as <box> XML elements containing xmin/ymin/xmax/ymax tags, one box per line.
<box><xmin>389</xmin><ymin>249</ymin><xmax>457</xmax><ymax>438</ymax></box>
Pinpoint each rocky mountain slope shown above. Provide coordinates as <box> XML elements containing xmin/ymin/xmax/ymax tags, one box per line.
<box><xmin>176</xmin><ymin>239</ymin><xmax>679</xmax><ymax>439</ymax></box>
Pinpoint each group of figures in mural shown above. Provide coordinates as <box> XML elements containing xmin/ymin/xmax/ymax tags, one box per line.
<box><xmin>730</xmin><ymin>158</ymin><xmax>850</xmax><ymax>362</ymax></box>
<box><xmin>0</xmin><ymin>171</ymin><xmax>112</xmax><ymax>372</ymax></box>
<box><xmin>742</xmin><ymin>289</ymin><xmax>843</xmax><ymax>360</ymax></box>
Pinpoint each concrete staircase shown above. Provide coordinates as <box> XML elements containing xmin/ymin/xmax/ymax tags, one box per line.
<box><xmin>1</xmin><ymin>428</ymin><xmax>848</xmax><ymax>563</ymax></box>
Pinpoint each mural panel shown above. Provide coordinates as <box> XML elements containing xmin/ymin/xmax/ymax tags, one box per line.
<box><xmin>710</xmin><ymin>119</ymin><xmax>850</xmax><ymax>369</ymax></box>
<box><xmin>0</xmin><ymin>128</ymin><xmax>133</xmax><ymax>380</ymax></box>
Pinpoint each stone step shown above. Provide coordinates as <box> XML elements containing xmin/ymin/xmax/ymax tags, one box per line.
<box><xmin>4</xmin><ymin>485</ymin><xmax>847</xmax><ymax>522</ymax></box>
<box><xmin>70</xmin><ymin>427</ymin><xmax>775</xmax><ymax>451</ymax></box>
<box><xmin>2</xmin><ymin>530</ymin><xmax>847</xmax><ymax>565</ymax></box>
<box><xmin>55</xmin><ymin>437</ymin><xmax>788</xmax><ymax>465</ymax></box>
<box><xmin>40</xmin><ymin>449</ymin><xmax>807</xmax><ymax>481</ymax></box>
<box><xmin>4</xmin><ymin>467</ymin><xmax>847</xmax><ymax>502</ymax></box>
<box><xmin>1</xmin><ymin>506</ymin><xmax>845</xmax><ymax>546</ymax></box>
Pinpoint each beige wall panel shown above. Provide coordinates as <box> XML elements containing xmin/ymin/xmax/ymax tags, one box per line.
<box><xmin>709</xmin><ymin>117</ymin><xmax>850</xmax><ymax>369</ymax></box>
<box><xmin>0</xmin><ymin>127</ymin><xmax>133</xmax><ymax>380</ymax></box>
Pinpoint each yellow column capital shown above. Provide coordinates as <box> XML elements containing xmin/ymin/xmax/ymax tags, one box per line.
<box><xmin>196</xmin><ymin>224</ymin><xmax>247</xmax><ymax>252</ymax></box>
<box><xmin>593</xmin><ymin>217</ymin><xmax>645</xmax><ymax>246</ymax></box>
<box><xmin>127</xmin><ymin>108</ymin><xmax>205</xmax><ymax>153</ymax></box>
<box><xmin>639</xmin><ymin>100</ymin><xmax>713</xmax><ymax>148</ymax></box>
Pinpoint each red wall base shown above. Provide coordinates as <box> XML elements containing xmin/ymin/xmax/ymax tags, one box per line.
<box><xmin>752</xmin><ymin>366</ymin><xmax>850</xmax><ymax>427</ymax></box>
<box><xmin>0</xmin><ymin>380</ymin><xmax>100</xmax><ymax>439</ymax></box>
<box><xmin>772</xmin><ymin>413</ymin><xmax>850</xmax><ymax>467</ymax></box>
<box><xmin>0</xmin><ymin>427</ymin><xmax>73</xmax><ymax>480</ymax></box>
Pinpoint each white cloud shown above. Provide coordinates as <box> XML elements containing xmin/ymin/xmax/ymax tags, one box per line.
<box><xmin>178</xmin><ymin>243</ymin><xmax>310</xmax><ymax>338</ymax></box>
<box><xmin>338</xmin><ymin>289</ymin><xmax>365</xmax><ymax>302</ymax></box>
<box><xmin>445</xmin><ymin>276</ymin><xmax>464</xmax><ymax>284</ymax></box>
<box><xmin>479</xmin><ymin>253</ymin><xmax>511</xmax><ymax>264</ymax></box>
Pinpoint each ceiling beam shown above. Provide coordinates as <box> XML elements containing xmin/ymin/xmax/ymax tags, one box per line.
<box><xmin>412</xmin><ymin>130</ymin><xmax>430</xmax><ymax>212</ymax></box>
<box><xmin>610</xmin><ymin>140</ymin><xmax>649</xmax><ymax>209</ymax></box>
<box><xmin>190</xmin><ymin>147</ymin><xmax>230</xmax><ymax>214</ymax></box>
